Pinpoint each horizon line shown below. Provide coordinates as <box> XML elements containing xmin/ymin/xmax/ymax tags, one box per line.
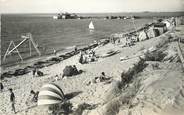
<box><xmin>1</xmin><ymin>11</ymin><xmax>184</xmax><ymax>14</ymax></box>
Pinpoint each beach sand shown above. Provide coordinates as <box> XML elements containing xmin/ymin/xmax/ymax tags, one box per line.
<box><xmin>0</xmin><ymin>25</ymin><xmax>184</xmax><ymax>115</ymax></box>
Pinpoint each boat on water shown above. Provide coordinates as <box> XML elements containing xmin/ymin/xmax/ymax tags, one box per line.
<box><xmin>89</xmin><ymin>21</ymin><xmax>95</xmax><ymax>30</ymax></box>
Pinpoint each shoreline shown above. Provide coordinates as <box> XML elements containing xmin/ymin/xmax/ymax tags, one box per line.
<box><xmin>0</xmin><ymin>38</ymin><xmax>107</xmax><ymax>73</ymax></box>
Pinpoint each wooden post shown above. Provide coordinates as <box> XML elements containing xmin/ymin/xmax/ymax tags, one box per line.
<box><xmin>132</xmin><ymin>16</ymin><xmax>138</xmax><ymax>35</ymax></box>
<box><xmin>3</xmin><ymin>41</ymin><xmax>13</xmax><ymax>61</ymax></box>
<box><xmin>12</xmin><ymin>41</ymin><xmax>23</xmax><ymax>61</ymax></box>
<box><xmin>29</xmin><ymin>38</ymin><xmax>32</xmax><ymax>56</ymax></box>
<box><xmin>29</xmin><ymin>33</ymin><xmax>41</xmax><ymax>56</ymax></box>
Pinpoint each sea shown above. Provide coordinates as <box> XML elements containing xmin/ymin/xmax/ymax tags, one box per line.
<box><xmin>1</xmin><ymin>12</ymin><xmax>183</xmax><ymax>68</ymax></box>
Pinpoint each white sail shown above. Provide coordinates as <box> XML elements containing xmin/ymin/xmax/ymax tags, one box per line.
<box><xmin>89</xmin><ymin>21</ymin><xmax>94</xmax><ymax>30</ymax></box>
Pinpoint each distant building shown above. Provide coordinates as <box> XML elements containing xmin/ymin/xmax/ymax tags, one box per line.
<box><xmin>54</xmin><ymin>12</ymin><xmax>78</xmax><ymax>19</ymax></box>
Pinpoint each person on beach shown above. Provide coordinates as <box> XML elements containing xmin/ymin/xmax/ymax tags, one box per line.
<box><xmin>55</xmin><ymin>75</ymin><xmax>59</xmax><ymax>81</ymax></box>
<box><xmin>94</xmin><ymin>72</ymin><xmax>111</xmax><ymax>83</ymax></box>
<box><xmin>37</xmin><ymin>70</ymin><xmax>44</xmax><ymax>76</ymax></box>
<box><xmin>73</xmin><ymin>65</ymin><xmax>79</xmax><ymax>75</ymax></box>
<box><xmin>172</xmin><ymin>17</ymin><xmax>176</xmax><ymax>27</ymax></box>
<box><xmin>53</xmin><ymin>48</ymin><xmax>57</xmax><ymax>55</ymax></box>
<box><xmin>99</xmin><ymin>72</ymin><xmax>106</xmax><ymax>81</ymax></box>
<box><xmin>74</xmin><ymin>46</ymin><xmax>78</xmax><ymax>53</ymax></box>
<box><xmin>0</xmin><ymin>81</ymin><xmax>4</xmax><ymax>92</ymax></box>
<box><xmin>32</xmin><ymin>67</ymin><xmax>37</xmax><ymax>77</ymax></box>
<box><xmin>79</xmin><ymin>51</ymin><xmax>84</xmax><ymax>64</ymax></box>
<box><xmin>9</xmin><ymin>88</ymin><xmax>16</xmax><ymax>114</ymax></box>
<box><xmin>30</xmin><ymin>90</ymin><xmax>39</xmax><ymax>102</ymax></box>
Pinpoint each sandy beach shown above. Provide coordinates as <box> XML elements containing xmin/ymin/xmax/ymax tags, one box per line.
<box><xmin>1</xmin><ymin>21</ymin><xmax>184</xmax><ymax>115</ymax></box>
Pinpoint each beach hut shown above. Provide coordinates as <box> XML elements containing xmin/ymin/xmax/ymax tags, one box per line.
<box><xmin>147</xmin><ymin>28</ymin><xmax>160</xmax><ymax>38</ymax></box>
<box><xmin>119</xmin><ymin>37</ymin><xmax>127</xmax><ymax>46</ymax></box>
<box><xmin>38</xmin><ymin>83</ymin><xmax>65</xmax><ymax>106</ymax></box>
<box><xmin>176</xmin><ymin>17</ymin><xmax>184</xmax><ymax>25</ymax></box>
<box><xmin>163</xmin><ymin>20</ymin><xmax>172</xmax><ymax>30</ymax></box>
<box><xmin>153</xmin><ymin>23</ymin><xmax>167</xmax><ymax>35</ymax></box>
<box><xmin>138</xmin><ymin>30</ymin><xmax>148</xmax><ymax>41</ymax></box>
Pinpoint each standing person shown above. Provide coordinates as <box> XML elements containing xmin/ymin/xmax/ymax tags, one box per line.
<box><xmin>74</xmin><ymin>46</ymin><xmax>78</xmax><ymax>53</ymax></box>
<box><xmin>53</xmin><ymin>48</ymin><xmax>57</xmax><ymax>56</ymax></box>
<box><xmin>79</xmin><ymin>51</ymin><xmax>83</xmax><ymax>64</ymax></box>
<box><xmin>9</xmin><ymin>88</ymin><xmax>16</xmax><ymax>114</ymax></box>
<box><xmin>32</xmin><ymin>67</ymin><xmax>37</xmax><ymax>77</ymax></box>
<box><xmin>0</xmin><ymin>81</ymin><xmax>4</xmax><ymax>92</ymax></box>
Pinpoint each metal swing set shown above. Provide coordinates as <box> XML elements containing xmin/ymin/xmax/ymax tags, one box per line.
<box><xmin>3</xmin><ymin>33</ymin><xmax>41</xmax><ymax>62</ymax></box>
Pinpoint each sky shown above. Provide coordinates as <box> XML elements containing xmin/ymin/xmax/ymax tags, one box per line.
<box><xmin>0</xmin><ymin>0</ymin><xmax>184</xmax><ymax>13</ymax></box>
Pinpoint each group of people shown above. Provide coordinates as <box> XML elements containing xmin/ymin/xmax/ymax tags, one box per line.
<box><xmin>0</xmin><ymin>67</ymin><xmax>41</xmax><ymax>114</ymax></box>
<box><xmin>79</xmin><ymin>49</ymin><xmax>96</xmax><ymax>64</ymax></box>
<box><xmin>32</xmin><ymin>67</ymin><xmax>44</xmax><ymax>77</ymax></box>
<box><xmin>86</xmin><ymin>72</ymin><xmax>112</xmax><ymax>85</ymax></box>
<box><xmin>7</xmin><ymin>88</ymin><xmax>39</xmax><ymax>114</ymax></box>
<box><xmin>94</xmin><ymin>72</ymin><xmax>112</xmax><ymax>83</ymax></box>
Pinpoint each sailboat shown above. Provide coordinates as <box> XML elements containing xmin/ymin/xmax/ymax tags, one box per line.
<box><xmin>89</xmin><ymin>21</ymin><xmax>95</xmax><ymax>30</ymax></box>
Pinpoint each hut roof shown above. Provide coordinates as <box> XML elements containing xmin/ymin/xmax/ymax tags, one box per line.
<box><xmin>153</xmin><ymin>23</ymin><xmax>166</xmax><ymax>28</ymax></box>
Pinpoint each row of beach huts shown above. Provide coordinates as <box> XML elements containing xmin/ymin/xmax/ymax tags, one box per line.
<box><xmin>109</xmin><ymin>17</ymin><xmax>184</xmax><ymax>46</ymax></box>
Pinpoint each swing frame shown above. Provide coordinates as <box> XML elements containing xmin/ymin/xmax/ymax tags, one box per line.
<box><xmin>3</xmin><ymin>33</ymin><xmax>41</xmax><ymax>62</ymax></box>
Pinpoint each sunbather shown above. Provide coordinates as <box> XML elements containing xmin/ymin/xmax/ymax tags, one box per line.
<box><xmin>73</xmin><ymin>65</ymin><xmax>79</xmax><ymax>75</ymax></box>
<box><xmin>94</xmin><ymin>72</ymin><xmax>111</xmax><ymax>83</ymax></box>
